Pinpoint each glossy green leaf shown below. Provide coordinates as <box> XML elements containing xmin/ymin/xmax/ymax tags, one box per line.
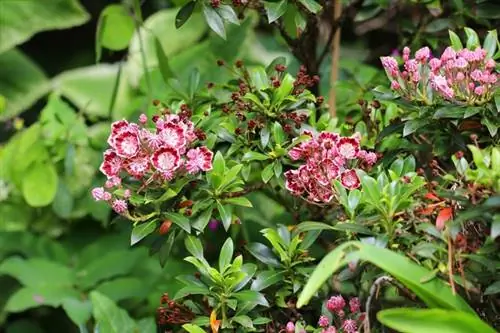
<box><xmin>272</xmin><ymin>122</ymin><xmax>286</xmax><ymax>146</ymax></box>
<box><xmin>96</xmin><ymin>4</ymin><xmax>135</xmax><ymax>61</ymax></box>
<box><xmin>223</xmin><ymin>197</ymin><xmax>253</xmax><ymax>208</ymax></box>
<box><xmin>242</xmin><ymin>151</ymin><xmax>270</xmax><ymax>162</ymax></box>
<box><xmin>130</xmin><ymin>220</ymin><xmax>157</xmax><ymax>246</ymax></box>
<box><xmin>219</xmin><ymin>238</ymin><xmax>234</xmax><ymax>272</ymax></box>
<box><xmin>164</xmin><ymin>212</ymin><xmax>191</xmax><ymax>233</ymax></box>
<box><xmin>233</xmin><ymin>290</ymin><xmax>269</xmax><ymax>307</ymax></box>
<box><xmin>174</xmin><ymin>285</ymin><xmax>210</xmax><ymax>299</ymax></box>
<box><xmin>90</xmin><ymin>291</ymin><xmax>138</xmax><ymax>333</ymax></box>
<box><xmin>464</xmin><ymin>27</ymin><xmax>480</xmax><ymax>49</ymax></box>
<box><xmin>261</xmin><ymin>163</ymin><xmax>274</xmax><ymax>183</ymax></box>
<box><xmin>264</xmin><ymin>0</ymin><xmax>288</xmax><ymax>23</ymax></box>
<box><xmin>217</xmin><ymin>201</ymin><xmax>232</xmax><ymax>230</ymax></box>
<box><xmin>185</xmin><ymin>235</ymin><xmax>205</xmax><ymax>260</ymax></box>
<box><xmin>484</xmin><ymin>281</ymin><xmax>500</xmax><ymax>295</ymax></box>
<box><xmin>251</xmin><ymin>270</ymin><xmax>285</xmax><ymax>291</ymax></box>
<box><xmin>216</xmin><ymin>5</ymin><xmax>240</xmax><ymax>25</ymax></box>
<box><xmin>377</xmin><ymin>308</ymin><xmax>496</xmax><ymax>333</ymax></box>
<box><xmin>0</xmin><ymin>49</ymin><xmax>50</xmax><ymax>121</ymax></box>
<box><xmin>448</xmin><ymin>30</ymin><xmax>463</xmax><ymax>50</ymax></box>
<box><xmin>297</xmin><ymin>0</ymin><xmax>322</xmax><ymax>13</ymax></box>
<box><xmin>22</xmin><ymin>161</ymin><xmax>58</xmax><ymax>207</ymax></box>
<box><xmin>297</xmin><ymin>241</ymin><xmax>475</xmax><ymax>315</ymax></box>
<box><xmin>483</xmin><ymin>30</ymin><xmax>498</xmax><ymax>58</ymax></box>
<box><xmin>232</xmin><ymin>315</ymin><xmax>254</xmax><ymax>329</ymax></box>
<box><xmin>182</xmin><ymin>324</ymin><xmax>206</xmax><ymax>333</ymax></box>
<box><xmin>249</xmin><ymin>67</ymin><xmax>270</xmax><ymax>90</ymax></box>
<box><xmin>245</xmin><ymin>243</ymin><xmax>281</xmax><ymax>267</ymax></box>
<box><xmin>175</xmin><ymin>1</ymin><xmax>196</xmax><ymax>28</ymax></box>
<box><xmin>0</xmin><ymin>0</ymin><xmax>90</xmax><ymax>53</ymax></box>
<box><xmin>203</xmin><ymin>4</ymin><xmax>226</xmax><ymax>39</ymax></box>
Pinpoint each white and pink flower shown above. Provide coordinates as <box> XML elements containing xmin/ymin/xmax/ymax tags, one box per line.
<box><xmin>186</xmin><ymin>146</ymin><xmax>213</xmax><ymax>174</ymax></box>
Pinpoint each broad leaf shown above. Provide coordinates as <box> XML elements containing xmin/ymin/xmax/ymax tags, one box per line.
<box><xmin>96</xmin><ymin>4</ymin><xmax>135</xmax><ymax>61</ymax></box>
<box><xmin>377</xmin><ymin>308</ymin><xmax>496</xmax><ymax>333</ymax></box>
<box><xmin>203</xmin><ymin>4</ymin><xmax>226</xmax><ymax>39</ymax></box>
<box><xmin>0</xmin><ymin>0</ymin><xmax>90</xmax><ymax>53</ymax></box>
<box><xmin>22</xmin><ymin>161</ymin><xmax>58</xmax><ymax>207</ymax></box>
<box><xmin>90</xmin><ymin>291</ymin><xmax>138</xmax><ymax>333</ymax></box>
<box><xmin>219</xmin><ymin>238</ymin><xmax>234</xmax><ymax>272</ymax></box>
<box><xmin>264</xmin><ymin>0</ymin><xmax>288</xmax><ymax>23</ymax></box>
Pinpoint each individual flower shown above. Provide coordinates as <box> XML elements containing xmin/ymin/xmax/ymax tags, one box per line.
<box><xmin>285</xmin><ymin>321</ymin><xmax>295</xmax><ymax>333</ymax></box>
<box><xmin>151</xmin><ymin>147</ymin><xmax>181</xmax><ymax>173</ymax></box>
<box><xmin>415</xmin><ymin>46</ymin><xmax>430</xmax><ymax>62</ymax></box>
<box><xmin>318</xmin><ymin>315</ymin><xmax>329</xmax><ymax>328</ymax></box>
<box><xmin>91</xmin><ymin>187</ymin><xmax>105</xmax><ymax>201</ymax></box>
<box><xmin>186</xmin><ymin>146</ymin><xmax>213</xmax><ymax>174</ymax></box>
<box><xmin>158</xmin><ymin>122</ymin><xmax>187</xmax><ymax>150</ymax></box>
<box><xmin>123</xmin><ymin>189</ymin><xmax>131</xmax><ymax>199</ymax></box>
<box><xmin>99</xmin><ymin>150</ymin><xmax>123</xmax><ymax>178</ymax></box>
<box><xmin>139</xmin><ymin>113</ymin><xmax>147</xmax><ymax>124</ymax></box>
<box><xmin>338</xmin><ymin>137</ymin><xmax>359</xmax><ymax>160</ymax></box>
<box><xmin>125</xmin><ymin>155</ymin><xmax>150</xmax><ymax>178</ymax></box>
<box><xmin>349</xmin><ymin>297</ymin><xmax>361</xmax><ymax>313</ymax></box>
<box><xmin>340</xmin><ymin>170</ymin><xmax>360</xmax><ymax>190</ymax></box>
<box><xmin>322</xmin><ymin>327</ymin><xmax>337</xmax><ymax>333</ymax></box>
<box><xmin>391</xmin><ymin>80</ymin><xmax>400</xmax><ymax>90</ymax></box>
<box><xmin>341</xmin><ymin>319</ymin><xmax>357</xmax><ymax>333</ymax></box>
<box><xmin>430</xmin><ymin>74</ymin><xmax>454</xmax><ymax>99</ymax></box>
<box><xmin>114</xmin><ymin>130</ymin><xmax>140</xmax><ymax>158</ymax></box>
<box><xmin>327</xmin><ymin>295</ymin><xmax>346</xmax><ymax>313</ymax></box>
<box><xmin>112</xmin><ymin>199</ymin><xmax>128</xmax><ymax>214</ymax></box>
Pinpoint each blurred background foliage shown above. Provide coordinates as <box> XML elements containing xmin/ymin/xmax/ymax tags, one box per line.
<box><xmin>0</xmin><ymin>0</ymin><xmax>498</xmax><ymax>332</ymax></box>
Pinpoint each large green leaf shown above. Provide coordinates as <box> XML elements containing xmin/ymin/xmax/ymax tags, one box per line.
<box><xmin>297</xmin><ymin>242</ymin><xmax>475</xmax><ymax>315</ymax></box>
<box><xmin>61</xmin><ymin>298</ymin><xmax>92</xmax><ymax>327</ymax></box>
<box><xmin>53</xmin><ymin>64</ymin><xmax>134</xmax><ymax>119</ymax></box>
<box><xmin>96</xmin><ymin>4</ymin><xmax>135</xmax><ymax>61</ymax></box>
<box><xmin>377</xmin><ymin>308</ymin><xmax>496</xmax><ymax>333</ymax></box>
<box><xmin>22</xmin><ymin>161</ymin><xmax>58</xmax><ymax>207</ymax></box>
<box><xmin>125</xmin><ymin>8</ymin><xmax>206</xmax><ymax>87</ymax></box>
<box><xmin>90</xmin><ymin>291</ymin><xmax>138</xmax><ymax>333</ymax></box>
<box><xmin>95</xmin><ymin>277</ymin><xmax>146</xmax><ymax>302</ymax></box>
<box><xmin>0</xmin><ymin>257</ymin><xmax>75</xmax><ymax>287</ymax></box>
<box><xmin>5</xmin><ymin>286</ymin><xmax>79</xmax><ymax>313</ymax></box>
<box><xmin>0</xmin><ymin>0</ymin><xmax>90</xmax><ymax>53</ymax></box>
<box><xmin>0</xmin><ymin>49</ymin><xmax>50</xmax><ymax>121</ymax></box>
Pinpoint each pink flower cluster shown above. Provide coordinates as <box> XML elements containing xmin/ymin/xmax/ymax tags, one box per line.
<box><xmin>284</xmin><ymin>132</ymin><xmax>377</xmax><ymax>204</ymax></box>
<box><xmin>381</xmin><ymin>45</ymin><xmax>498</xmax><ymax>105</ymax></box>
<box><xmin>318</xmin><ymin>295</ymin><xmax>363</xmax><ymax>333</ymax></box>
<box><xmin>91</xmin><ymin>113</ymin><xmax>213</xmax><ymax>214</ymax></box>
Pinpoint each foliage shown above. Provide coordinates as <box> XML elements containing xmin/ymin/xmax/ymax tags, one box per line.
<box><xmin>0</xmin><ymin>0</ymin><xmax>499</xmax><ymax>332</ymax></box>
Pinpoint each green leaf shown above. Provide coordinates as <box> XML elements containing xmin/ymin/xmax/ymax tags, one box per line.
<box><xmin>242</xmin><ymin>151</ymin><xmax>270</xmax><ymax>162</ymax></box>
<box><xmin>377</xmin><ymin>308</ymin><xmax>496</xmax><ymax>333</ymax></box>
<box><xmin>154</xmin><ymin>36</ymin><xmax>175</xmax><ymax>85</ymax></box>
<box><xmin>273</xmin><ymin>161</ymin><xmax>283</xmax><ymax>178</ymax></box>
<box><xmin>484</xmin><ymin>281</ymin><xmax>500</xmax><ymax>295</ymax></box>
<box><xmin>361</xmin><ymin>175</ymin><xmax>381</xmax><ymax>204</ymax></box>
<box><xmin>0</xmin><ymin>257</ymin><xmax>75</xmax><ymax>287</ymax></box>
<box><xmin>245</xmin><ymin>243</ymin><xmax>281</xmax><ymax>267</ymax></box>
<box><xmin>219</xmin><ymin>238</ymin><xmax>234</xmax><ymax>272</ymax></box>
<box><xmin>0</xmin><ymin>49</ymin><xmax>50</xmax><ymax>121</ymax></box>
<box><xmin>5</xmin><ymin>286</ymin><xmax>79</xmax><ymax>313</ymax></box>
<box><xmin>216</xmin><ymin>5</ymin><xmax>240</xmax><ymax>25</ymax></box>
<box><xmin>272</xmin><ymin>73</ymin><xmax>294</xmax><ymax>107</ymax></box>
<box><xmin>223</xmin><ymin>197</ymin><xmax>253</xmax><ymax>208</ymax></box>
<box><xmin>0</xmin><ymin>0</ymin><xmax>90</xmax><ymax>53</ymax></box>
<box><xmin>251</xmin><ymin>270</ymin><xmax>285</xmax><ymax>291</ymax></box>
<box><xmin>62</xmin><ymin>298</ymin><xmax>92</xmax><ymax>326</ymax></box>
<box><xmin>130</xmin><ymin>220</ymin><xmax>157</xmax><ymax>246</ymax></box>
<box><xmin>491</xmin><ymin>214</ymin><xmax>500</xmax><ymax>239</ymax></box>
<box><xmin>232</xmin><ymin>315</ymin><xmax>254</xmax><ymax>329</ymax></box>
<box><xmin>249</xmin><ymin>67</ymin><xmax>270</xmax><ymax>90</ymax></box>
<box><xmin>185</xmin><ymin>235</ymin><xmax>205</xmax><ymax>260</ymax></box>
<box><xmin>272</xmin><ymin>122</ymin><xmax>286</xmax><ymax>146</ymax></box>
<box><xmin>403</xmin><ymin>119</ymin><xmax>427</xmax><ymax>136</ymax></box>
<box><xmin>95</xmin><ymin>277</ymin><xmax>145</xmax><ymax>302</ymax></box>
<box><xmin>96</xmin><ymin>4</ymin><xmax>135</xmax><ymax>60</ymax></box>
<box><xmin>78</xmin><ymin>250</ymin><xmax>140</xmax><ymax>289</ymax></box>
<box><xmin>182</xmin><ymin>324</ymin><xmax>206</xmax><ymax>333</ymax></box>
<box><xmin>464</xmin><ymin>27</ymin><xmax>480</xmax><ymax>49</ymax></box>
<box><xmin>90</xmin><ymin>291</ymin><xmax>138</xmax><ymax>333</ymax></box>
<box><xmin>159</xmin><ymin>229</ymin><xmax>177</xmax><ymax>267</ymax></box>
<box><xmin>264</xmin><ymin>0</ymin><xmax>288</xmax><ymax>23</ymax></box>
<box><xmin>174</xmin><ymin>285</ymin><xmax>210</xmax><ymax>299</ymax></box>
<box><xmin>126</xmin><ymin>9</ymin><xmax>206</xmax><ymax>87</ymax></box>
<box><xmin>234</xmin><ymin>290</ymin><xmax>269</xmax><ymax>307</ymax></box>
<box><xmin>164</xmin><ymin>212</ymin><xmax>191</xmax><ymax>233</ymax></box>
<box><xmin>483</xmin><ymin>30</ymin><xmax>498</xmax><ymax>59</ymax></box>
<box><xmin>261</xmin><ymin>163</ymin><xmax>274</xmax><ymax>183</ymax></box>
<box><xmin>297</xmin><ymin>241</ymin><xmax>475</xmax><ymax>315</ymax></box>
<box><xmin>203</xmin><ymin>4</ymin><xmax>226</xmax><ymax>39</ymax></box>
<box><xmin>220</xmin><ymin>164</ymin><xmax>242</xmax><ymax>191</ymax></box>
<box><xmin>52</xmin><ymin>182</ymin><xmax>74</xmax><ymax>219</ymax></box>
<box><xmin>22</xmin><ymin>161</ymin><xmax>58</xmax><ymax>207</ymax></box>
<box><xmin>217</xmin><ymin>201</ymin><xmax>232</xmax><ymax>230</ymax></box>
<box><xmin>448</xmin><ymin>30</ymin><xmax>463</xmax><ymax>50</ymax></box>
<box><xmin>175</xmin><ymin>1</ymin><xmax>196</xmax><ymax>28</ymax></box>
<box><xmin>481</xmin><ymin>117</ymin><xmax>498</xmax><ymax>137</ymax></box>
<box><xmin>261</xmin><ymin>126</ymin><xmax>271</xmax><ymax>148</ymax></box>
<box><xmin>297</xmin><ymin>0</ymin><xmax>322</xmax><ymax>13</ymax></box>
<box><xmin>433</xmin><ymin>106</ymin><xmax>465</xmax><ymax>119</ymax></box>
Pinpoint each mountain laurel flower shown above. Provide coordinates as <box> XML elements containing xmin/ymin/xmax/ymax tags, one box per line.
<box><xmin>186</xmin><ymin>146</ymin><xmax>214</xmax><ymax>174</ymax></box>
<box><xmin>112</xmin><ymin>199</ymin><xmax>128</xmax><ymax>214</ymax></box>
<box><xmin>342</xmin><ymin>319</ymin><xmax>358</xmax><ymax>333</ymax></box>
<box><xmin>322</xmin><ymin>326</ymin><xmax>337</xmax><ymax>333</ymax></box>
<box><xmin>91</xmin><ymin>187</ymin><xmax>105</xmax><ymax>201</ymax></box>
<box><xmin>415</xmin><ymin>46</ymin><xmax>430</xmax><ymax>62</ymax></box>
<box><xmin>285</xmin><ymin>322</ymin><xmax>295</xmax><ymax>333</ymax></box>
<box><xmin>318</xmin><ymin>315</ymin><xmax>329</xmax><ymax>328</ymax></box>
<box><xmin>327</xmin><ymin>295</ymin><xmax>346</xmax><ymax>313</ymax></box>
<box><xmin>285</xmin><ymin>132</ymin><xmax>374</xmax><ymax>204</ymax></box>
<box><xmin>382</xmin><ymin>44</ymin><xmax>498</xmax><ymax>105</ymax></box>
<box><xmin>94</xmin><ymin>111</ymin><xmax>214</xmax><ymax>214</ymax></box>
<box><xmin>349</xmin><ymin>297</ymin><xmax>361</xmax><ymax>313</ymax></box>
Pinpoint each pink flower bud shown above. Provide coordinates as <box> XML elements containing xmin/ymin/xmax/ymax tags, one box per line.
<box><xmin>318</xmin><ymin>315</ymin><xmax>329</xmax><ymax>328</ymax></box>
<box><xmin>391</xmin><ymin>81</ymin><xmax>401</xmax><ymax>90</ymax></box>
<box><xmin>456</xmin><ymin>72</ymin><xmax>465</xmax><ymax>81</ymax></box>
<box><xmin>474</xmin><ymin>86</ymin><xmax>485</xmax><ymax>95</ymax></box>
<box><xmin>286</xmin><ymin>322</ymin><xmax>295</xmax><ymax>333</ymax></box>
<box><xmin>139</xmin><ymin>113</ymin><xmax>147</xmax><ymax>124</ymax></box>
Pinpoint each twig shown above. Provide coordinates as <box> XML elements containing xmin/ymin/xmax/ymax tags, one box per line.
<box><xmin>364</xmin><ymin>276</ymin><xmax>394</xmax><ymax>333</ymax></box>
<box><xmin>328</xmin><ymin>0</ymin><xmax>342</xmax><ymax>117</ymax></box>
